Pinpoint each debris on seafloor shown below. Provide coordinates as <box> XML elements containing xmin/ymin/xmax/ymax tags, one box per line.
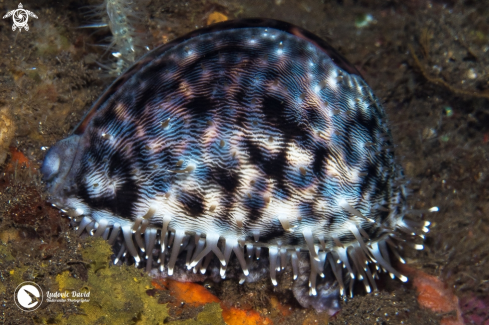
<box><xmin>443</xmin><ymin>106</ymin><xmax>454</xmax><ymax>117</ymax></box>
<box><xmin>152</xmin><ymin>278</ymin><xmax>274</xmax><ymax>324</ymax></box>
<box><xmin>207</xmin><ymin>12</ymin><xmax>228</xmax><ymax>26</ymax></box>
<box><xmin>408</xmin><ymin>43</ymin><xmax>489</xmax><ymax>100</ymax></box>
<box><xmin>5</xmin><ymin>147</ymin><xmax>31</xmax><ymax>172</ymax></box>
<box><xmin>354</xmin><ymin>13</ymin><xmax>375</xmax><ymax>28</ymax></box>
<box><xmin>399</xmin><ymin>265</ymin><xmax>464</xmax><ymax>325</ymax></box>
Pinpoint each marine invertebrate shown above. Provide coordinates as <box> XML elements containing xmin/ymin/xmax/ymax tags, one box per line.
<box><xmin>40</xmin><ymin>19</ymin><xmax>435</xmax><ymax>313</ymax></box>
<box><xmin>81</xmin><ymin>0</ymin><xmax>146</xmax><ymax>75</ymax></box>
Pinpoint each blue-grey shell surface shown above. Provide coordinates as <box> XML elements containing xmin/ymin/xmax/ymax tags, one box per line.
<box><xmin>41</xmin><ymin>18</ymin><xmax>429</xmax><ymax>312</ymax></box>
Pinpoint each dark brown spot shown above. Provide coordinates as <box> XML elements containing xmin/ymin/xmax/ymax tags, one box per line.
<box><xmin>179</xmin><ymin>192</ymin><xmax>205</xmax><ymax>217</ymax></box>
<box><xmin>161</xmin><ymin>118</ymin><xmax>170</xmax><ymax>128</ymax></box>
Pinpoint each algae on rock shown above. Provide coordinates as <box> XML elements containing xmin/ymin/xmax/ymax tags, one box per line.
<box><xmin>55</xmin><ymin>237</ymin><xmax>169</xmax><ymax>325</ymax></box>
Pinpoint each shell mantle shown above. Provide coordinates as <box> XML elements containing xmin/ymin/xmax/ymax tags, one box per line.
<box><xmin>41</xmin><ymin>18</ymin><xmax>431</xmax><ymax>312</ymax></box>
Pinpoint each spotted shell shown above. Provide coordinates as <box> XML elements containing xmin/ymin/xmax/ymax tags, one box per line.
<box><xmin>41</xmin><ymin>19</ymin><xmax>431</xmax><ymax>309</ymax></box>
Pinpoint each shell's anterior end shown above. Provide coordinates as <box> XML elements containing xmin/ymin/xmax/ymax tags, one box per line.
<box><xmin>40</xmin><ymin>149</ymin><xmax>60</xmax><ymax>181</ymax></box>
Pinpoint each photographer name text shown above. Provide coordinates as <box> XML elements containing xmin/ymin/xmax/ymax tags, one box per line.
<box><xmin>46</xmin><ymin>290</ymin><xmax>90</xmax><ymax>303</ymax></box>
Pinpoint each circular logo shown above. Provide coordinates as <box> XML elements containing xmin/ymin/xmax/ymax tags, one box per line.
<box><xmin>13</xmin><ymin>10</ymin><xmax>28</xmax><ymax>27</ymax></box>
<box><xmin>14</xmin><ymin>281</ymin><xmax>43</xmax><ymax>312</ymax></box>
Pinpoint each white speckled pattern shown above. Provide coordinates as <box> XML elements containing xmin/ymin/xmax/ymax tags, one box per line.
<box><xmin>41</xmin><ymin>19</ymin><xmax>432</xmax><ymax>311</ymax></box>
